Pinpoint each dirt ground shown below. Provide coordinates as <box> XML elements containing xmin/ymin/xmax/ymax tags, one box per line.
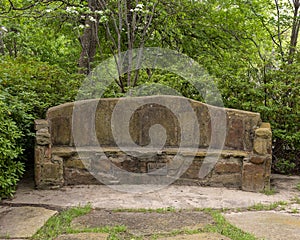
<box><xmin>71</xmin><ymin>209</ymin><xmax>214</xmax><ymax>237</ymax></box>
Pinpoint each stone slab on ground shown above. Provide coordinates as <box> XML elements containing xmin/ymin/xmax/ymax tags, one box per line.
<box><xmin>224</xmin><ymin>211</ymin><xmax>300</xmax><ymax>240</ymax></box>
<box><xmin>158</xmin><ymin>233</ymin><xmax>231</xmax><ymax>240</ymax></box>
<box><xmin>55</xmin><ymin>233</ymin><xmax>109</xmax><ymax>240</ymax></box>
<box><xmin>4</xmin><ymin>173</ymin><xmax>300</xmax><ymax>210</ymax></box>
<box><xmin>71</xmin><ymin>209</ymin><xmax>213</xmax><ymax>236</ymax></box>
<box><xmin>0</xmin><ymin>206</ymin><xmax>57</xmax><ymax>239</ymax></box>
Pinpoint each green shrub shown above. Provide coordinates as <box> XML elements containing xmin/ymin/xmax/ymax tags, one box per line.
<box><xmin>218</xmin><ymin>63</ymin><xmax>300</xmax><ymax>174</ymax></box>
<box><xmin>0</xmin><ymin>56</ymin><xmax>83</xmax><ymax>164</ymax></box>
<box><xmin>0</xmin><ymin>97</ymin><xmax>24</xmax><ymax>199</ymax></box>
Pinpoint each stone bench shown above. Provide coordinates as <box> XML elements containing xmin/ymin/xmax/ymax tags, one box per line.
<box><xmin>34</xmin><ymin>95</ymin><xmax>272</xmax><ymax>192</ymax></box>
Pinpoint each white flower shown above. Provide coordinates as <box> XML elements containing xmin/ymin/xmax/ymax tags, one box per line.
<box><xmin>136</xmin><ymin>3</ymin><xmax>144</xmax><ymax>9</ymax></box>
<box><xmin>1</xmin><ymin>26</ymin><xmax>8</xmax><ymax>32</ymax></box>
<box><xmin>45</xmin><ymin>9</ymin><xmax>52</xmax><ymax>13</ymax></box>
<box><xmin>66</xmin><ymin>6</ymin><xmax>79</xmax><ymax>15</ymax></box>
<box><xmin>89</xmin><ymin>16</ymin><xmax>97</xmax><ymax>22</ymax></box>
<box><xmin>130</xmin><ymin>3</ymin><xmax>144</xmax><ymax>13</ymax></box>
<box><xmin>95</xmin><ymin>10</ymin><xmax>104</xmax><ymax>15</ymax></box>
<box><xmin>79</xmin><ymin>24</ymin><xmax>85</xmax><ymax>29</ymax></box>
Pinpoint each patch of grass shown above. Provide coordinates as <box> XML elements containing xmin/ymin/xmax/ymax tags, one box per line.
<box><xmin>261</xmin><ymin>188</ymin><xmax>277</xmax><ymax>196</ymax></box>
<box><xmin>296</xmin><ymin>182</ymin><xmax>300</xmax><ymax>191</ymax></box>
<box><xmin>32</xmin><ymin>204</ymin><xmax>127</xmax><ymax>240</ymax></box>
<box><xmin>291</xmin><ymin>208</ymin><xmax>299</xmax><ymax>214</ymax></box>
<box><xmin>291</xmin><ymin>196</ymin><xmax>300</xmax><ymax>204</ymax></box>
<box><xmin>203</xmin><ymin>210</ymin><xmax>257</xmax><ymax>240</ymax></box>
<box><xmin>32</xmin><ymin>204</ymin><xmax>92</xmax><ymax>239</ymax></box>
<box><xmin>247</xmin><ymin>201</ymin><xmax>288</xmax><ymax>211</ymax></box>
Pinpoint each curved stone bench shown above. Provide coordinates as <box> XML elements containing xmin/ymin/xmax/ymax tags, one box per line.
<box><xmin>34</xmin><ymin>96</ymin><xmax>272</xmax><ymax>192</ymax></box>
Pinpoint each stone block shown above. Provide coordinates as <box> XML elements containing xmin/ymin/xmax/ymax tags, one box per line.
<box><xmin>36</xmin><ymin>129</ymin><xmax>51</xmax><ymax>145</ymax></box>
<box><xmin>242</xmin><ymin>162</ymin><xmax>265</xmax><ymax>192</ymax></box>
<box><xmin>50</xmin><ymin>117</ymin><xmax>71</xmax><ymax>146</ymax></box>
<box><xmin>264</xmin><ymin>156</ymin><xmax>272</xmax><ymax>190</ymax></box>
<box><xmin>41</xmin><ymin>162</ymin><xmax>63</xmax><ymax>184</ymax></box>
<box><xmin>34</xmin><ymin>164</ymin><xmax>42</xmax><ymax>186</ymax></box>
<box><xmin>253</xmin><ymin>138</ymin><xmax>272</xmax><ymax>155</ymax></box>
<box><xmin>92</xmin><ymin>156</ymin><xmax>112</xmax><ymax>173</ymax></box>
<box><xmin>209</xmin><ymin>173</ymin><xmax>242</xmax><ymax>188</ymax></box>
<box><xmin>243</xmin><ymin>115</ymin><xmax>261</xmax><ymax>150</ymax></box>
<box><xmin>181</xmin><ymin>158</ymin><xmax>202</xmax><ymax>179</ymax></box>
<box><xmin>260</xmin><ymin>122</ymin><xmax>271</xmax><ymax>128</ymax></box>
<box><xmin>250</xmin><ymin>155</ymin><xmax>266</xmax><ymax>165</ymax></box>
<box><xmin>64</xmin><ymin>168</ymin><xmax>100</xmax><ymax>185</ymax></box>
<box><xmin>35</xmin><ymin>146</ymin><xmax>44</xmax><ymax>165</ymax></box>
<box><xmin>64</xmin><ymin>158</ymin><xmax>89</xmax><ymax>169</ymax></box>
<box><xmin>34</xmin><ymin>119</ymin><xmax>49</xmax><ymax>131</ymax></box>
<box><xmin>214</xmin><ymin>158</ymin><xmax>242</xmax><ymax>174</ymax></box>
<box><xmin>226</xmin><ymin>117</ymin><xmax>244</xmax><ymax>150</ymax></box>
<box><xmin>255</xmin><ymin>128</ymin><xmax>272</xmax><ymax>139</ymax></box>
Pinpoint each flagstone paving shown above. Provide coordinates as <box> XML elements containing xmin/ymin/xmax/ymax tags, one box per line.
<box><xmin>55</xmin><ymin>233</ymin><xmax>109</xmax><ymax>240</ymax></box>
<box><xmin>224</xmin><ymin>211</ymin><xmax>300</xmax><ymax>240</ymax></box>
<box><xmin>157</xmin><ymin>233</ymin><xmax>231</xmax><ymax>239</ymax></box>
<box><xmin>0</xmin><ymin>174</ymin><xmax>300</xmax><ymax>239</ymax></box>
<box><xmin>71</xmin><ymin>209</ymin><xmax>213</xmax><ymax>236</ymax></box>
<box><xmin>0</xmin><ymin>206</ymin><xmax>57</xmax><ymax>239</ymax></box>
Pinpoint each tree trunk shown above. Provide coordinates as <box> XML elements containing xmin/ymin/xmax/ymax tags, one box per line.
<box><xmin>78</xmin><ymin>0</ymin><xmax>99</xmax><ymax>74</ymax></box>
<box><xmin>288</xmin><ymin>0</ymin><xmax>300</xmax><ymax>64</ymax></box>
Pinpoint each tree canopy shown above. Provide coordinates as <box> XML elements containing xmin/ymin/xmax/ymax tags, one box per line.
<box><xmin>0</xmin><ymin>0</ymin><xmax>299</xmax><ymax>198</ymax></box>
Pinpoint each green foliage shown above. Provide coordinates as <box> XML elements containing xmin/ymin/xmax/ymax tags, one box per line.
<box><xmin>33</xmin><ymin>204</ymin><xmax>92</xmax><ymax>239</ymax></box>
<box><xmin>0</xmin><ymin>97</ymin><xmax>24</xmax><ymax>199</ymax></box>
<box><xmin>204</xmin><ymin>210</ymin><xmax>257</xmax><ymax>240</ymax></box>
<box><xmin>33</xmin><ymin>204</ymin><xmax>127</xmax><ymax>240</ymax></box>
<box><xmin>0</xmin><ymin>57</ymin><xmax>83</xmax><ymax>161</ymax></box>
<box><xmin>0</xmin><ymin>0</ymin><xmax>299</xmax><ymax>175</ymax></box>
<box><xmin>0</xmin><ymin>57</ymin><xmax>83</xmax><ymax>197</ymax></box>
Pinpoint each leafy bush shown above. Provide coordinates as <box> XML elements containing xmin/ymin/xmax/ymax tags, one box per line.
<box><xmin>0</xmin><ymin>97</ymin><xmax>24</xmax><ymax>199</ymax></box>
<box><xmin>0</xmin><ymin>56</ymin><xmax>83</xmax><ymax>198</ymax></box>
<box><xmin>218</xmin><ymin>63</ymin><xmax>299</xmax><ymax>174</ymax></box>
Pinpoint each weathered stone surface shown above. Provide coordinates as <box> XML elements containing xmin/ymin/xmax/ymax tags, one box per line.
<box><xmin>226</xmin><ymin>116</ymin><xmax>244</xmax><ymax>150</ymax></box>
<box><xmin>64</xmin><ymin>168</ymin><xmax>100</xmax><ymax>185</ymax></box>
<box><xmin>253</xmin><ymin>124</ymin><xmax>272</xmax><ymax>156</ymax></box>
<box><xmin>34</xmin><ymin>119</ymin><xmax>49</xmax><ymax>130</ymax></box>
<box><xmin>0</xmin><ymin>207</ymin><xmax>57</xmax><ymax>238</ymax></box>
<box><xmin>55</xmin><ymin>233</ymin><xmax>109</xmax><ymax>240</ymax></box>
<box><xmin>260</xmin><ymin>122</ymin><xmax>271</xmax><ymax>128</ymax></box>
<box><xmin>264</xmin><ymin>155</ymin><xmax>272</xmax><ymax>189</ymax></box>
<box><xmin>64</xmin><ymin>157</ymin><xmax>90</xmax><ymax>169</ymax></box>
<box><xmin>36</xmin><ymin>128</ymin><xmax>51</xmax><ymax>145</ymax></box>
<box><xmin>35</xmin><ymin>96</ymin><xmax>271</xmax><ymax>191</ymax></box>
<box><xmin>214</xmin><ymin>158</ymin><xmax>242</xmax><ymax>174</ymax></box>
<box><xmin>42</xmin><ymin>162</ymin><xmax>62</xmax><ymax>180</ymax></box>
<box><xmin>71</xmin><ymin>209</ymin><xmax>213</xmax><ymax>236</ymax></box>
<box><xmin>242</xmin><ymin>162</ymin><xmax>265</xmax><ymax>192</ymax></box>
<box><xmin>243</xmin><ymin>115</ymin><xmax>262</xmax><ymax>150</ymax></box>
<box><xmin>159</xmin><ymin>233</ymin><xmax>231</xmax><ymax>240</ymax></box>
<box><xmin>255</xmin><ymin>127</ymin><xmax>272</xmax><ymax>139</ymax></box>
<box><xmin>224</xmin><ymin>211</ymin><xmax>300</xmax><ymax>240</ymax></box>
<box><xmin>209</xmin><ymin>173</ymin><xmax>242</xmax><ymax>188</ymax></box>
<box><xmin>181</xmin><ymin>157</ymin><xmax>203</xmax><ymax>179</ymax></box>
<box><xmin>253</xmin><ymin>138</ymin><xmax>272</xmax><ymax>155</ymax></box>
<box><xmin>250</xmin><ymin>155</ymin><xmax>266</xmax><ymax>164</ymax></box>
<box><xmin>45</xmin><ymin>96</ymin><xmax>262</xmax><ymax>150</ymax></box>
<box><xmin>50</xmin><ymin>117</ymin><xmax>72</xmax><ymax>146</ymax></box>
